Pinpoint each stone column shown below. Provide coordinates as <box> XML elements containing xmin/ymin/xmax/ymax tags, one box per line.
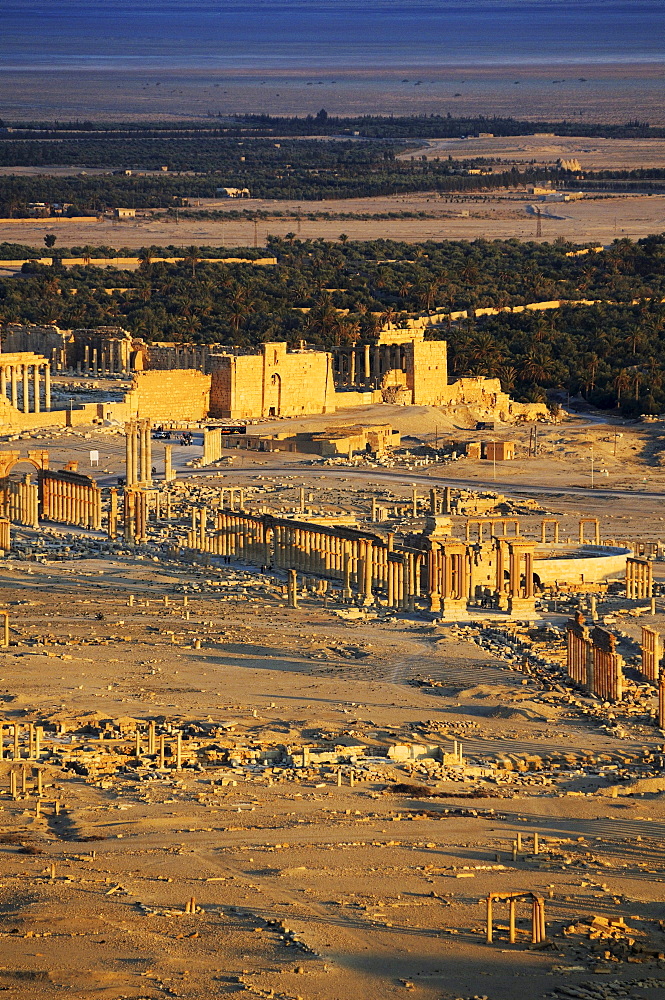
<box><xmin>0</xmin><ymin>367</ymin><xmax>6</xmax><ymax>402</ymax></box>
<box><xmin>22</xmin><ymin>366</ymin><xmax>30</xmax><ymax>413</ymax></box>
<box><xmin>364</xmin><ymin>344</ymin><xmax>370</xmax><ymax>380</ymax></box>
<box><xmin>33</xmin><ymin>365</ymin><xmax>40</xmax><ymax>413</ymax></box>
<box><xmin>288</xmin><ymin>569</ymin><xmax>298</xmax><ymax>608</ymax></box>
<box><xmin>525</xmin><ymin>551</ymin><xmax>534</xmax><ymax>599</ymax></box>
<box><xmin>349</xmin><ymin>349</ymin><xmax>356</xmax><ymax>385</ymax></box>
<box><xmin>361</xmin><ymin>540</ymin><xmax>373</xmax><ymax>605</ymax></box>
<box><xmin>132</xmin><ymin>425</ymin><xmax>139</xmax><ymax>485</ymax></box>
<box><xmin>428</xmin><ymin>544</ymin><xmax>441</xmax><ymax>613</ymax></box>
<box><xmin>164</xmin><ymin>444</ymin><xmax>174</xmax><ymax>483</ymax></box>
<box><xmin>144</xmin><ymin>421</ymin><xmax>153</xmax><ymax>486</ymax></box>
<box><xmin>342</xmin><ymin>542</ymin><xmax>352</xmax><ymax>600</ymax></box>
<box><xmin>10</xmin><ymin>367</ymin><xmax>17</xmax><ymax>409</ymax></box>
<box><xmin>125</xmin><ymin>424</ymin><xmax>135</xmax><ymax>486</ymax></box>
<box><xmin>108</xmin><ymin>488</ymin><xmax>118</xmax><ymax>539</ymax></box>
<box><xmin>44</xmin><ymin>364</ymin><xmax>51</xmax><ymax>411</ymax></box>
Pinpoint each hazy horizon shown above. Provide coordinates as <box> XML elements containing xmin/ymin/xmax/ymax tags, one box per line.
<box><xmin>2</xmin><ymin>1</ymin><xmax>664</xmax><ymax>71</ymax></box>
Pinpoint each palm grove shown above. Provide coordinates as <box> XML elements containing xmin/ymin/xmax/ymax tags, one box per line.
<box><xmin>1</xmin><ymin>233</ymin><xmax>664</xmax><ymax>415</ymax></box>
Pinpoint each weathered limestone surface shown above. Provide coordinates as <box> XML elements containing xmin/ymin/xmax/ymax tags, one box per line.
<box><xmin>209</xmin><ymin>343</ymin><xmax>335</xmax><ymax>419</ymax></box>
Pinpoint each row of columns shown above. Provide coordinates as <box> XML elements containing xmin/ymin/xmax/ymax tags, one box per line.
<box><xmin>40</xmin><ymin>475</ymin><xmax>102</xmax><ymax>530</ymax></box>
<box><xmin>427</xmin><ymin>537</ymin><xmax>536</xmax><ymax>616</ymax></box>
<box><xmin>125</xmin><ymin>420</ymin><xmax>152</xmax><ymax>487</ymax></box>
<box><xmin>150</xmin><ymin>345</ymin><xmax>207</xmax><ymax>371</ymax></box>
<box><xmin>180</xmin><ymin>509</ymin><xmax>536</xmax><ymax>615</ymax></box>
<box><xmin>333</xmin><ymin>343</ymin><xmax>407</xmax><ymax>387</ymax></box>
<box><xmin>5</xmin><ymin>475</ymin><xmax>39</xmax><ymax>528</ymax></box>
<box><xmin>0</xmin><ymin>362</ymin><xmax>50</xmax><ymax>413</ymax></box>
<box><xmin>641</xmin><ymin>625</ymin><xmax>661</xmax><ymax>683</ymax></box>
<box><xmin>0</xmin><ymin>517</ymin><xmax>9</xmax><ymax>552</ymax></box>
<box><xmin>0</xmin><ymin>722</ymin><xmax>43</xmax><ymax>760</ymax></box>
<box><xmin>565</xmin><ymin>615</ymin><xmax>623</xmax><ymax>702</ymax></box>
<box><xmin>486</xmin><ymin>893</ymin><xmax>546</xmax><ymax>946</ymax></box>
<box><xmin>184</xmin><ymin>510</ymin><xmax>422</xmax><ymax>610</ymax></box>
<box><xmin>626</xmin><ymin>557</ymin><xmax>653</xmax><ymax>599</ymax></box>
<box><xmin>78</xmin><ymin>340</ymin><xmax>128</xmax><ymax>374</ymax></box>
<box><xmin>465</xmin><ymin>518</ymin><xmax>520</xmax><ymax>543</ymax></box>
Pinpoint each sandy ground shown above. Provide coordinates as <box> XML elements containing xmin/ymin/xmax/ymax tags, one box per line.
<box><xmin>0</xmin><ymin>404</ymin><xmax>664</xmax><ymax>997</ymax></box>
<box><xmin>399</xmin><ymin>135</ymin><xmax>665</xmax><ymax>171</ymax></box>
<box><xmin>1</xmin><ymin>550</ymin><xmax>664</xmax><ymax>1000</ymax></box>
<box><xmin>2</xmin><ymin>189</ymin><xmax>664</xmax><ymax>249</ymax></box>
<box><xmin>28</xmin><ymin>392</ymin><xmax>665</xmax><ymax>501</ymax></box>
<box><xmin>1</xmin><ymin>64</ymin><xmax>664</xmax><ymax>123</ymax></box>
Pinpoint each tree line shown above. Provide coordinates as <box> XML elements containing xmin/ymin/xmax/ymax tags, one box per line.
<box><xmin>3</xmin><ymin>112</ymin><xmax>663</xmax><ymax>139</ymax></box>
<box><xmin>1</xmin><ymin>233</ymin><xmax>665</xmax><ymax>413</ymax></box>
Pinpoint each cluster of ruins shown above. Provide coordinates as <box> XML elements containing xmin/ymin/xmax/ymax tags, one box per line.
<box><xmin>0</xmin><ymin>412</ymin><xmax>661</xmax><ymax>735</ymax></box>
<box><xmin>0</xmin><ymin>321</ymin><xmax>549</xmax><ymax>432</ymax></box>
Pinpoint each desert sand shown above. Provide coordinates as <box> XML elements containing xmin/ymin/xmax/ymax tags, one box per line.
<box><xmin>1</xmin><ymin>189</ymin><xmax>663</xmax><ymax>250</ymax></box>
<box><xmin>0</xmin><ymin>398</ymin><xmax>663</xmax><ymax>997</ymax></box>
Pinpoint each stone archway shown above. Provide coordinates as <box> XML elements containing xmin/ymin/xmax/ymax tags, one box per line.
<box><xmin>0</xmin><ymin>449</ymin><xmax>49</xmax><ymax>478</ymax></box>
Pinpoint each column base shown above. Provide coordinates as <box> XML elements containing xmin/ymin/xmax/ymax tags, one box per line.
<box><xmin>438</xmin><ymin>598</ymin><xmax>469</xmax><ymax>621</ymax></box>
<box><xmin>507</xmin><ymin>597</ymin><xmax>537</xmax><ymax>618</ymax></box>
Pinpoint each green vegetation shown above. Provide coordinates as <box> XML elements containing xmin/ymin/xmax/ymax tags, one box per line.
<box><xmin>2</xmin><ymin>112</ymin><xmax>664</xmax><ymax>139</ymax></box>
<box><xmin>1</xmin><ymin>234</ymin><xmax>665</xmax><ymax>413</ymax></box>
<box><xmin>0</xmin><ymin>157</ymin><xmax>559</xmax><ymax>216</ymax></box>
<box><xmin>2</xmin><ymin>114</ymin><xmax>664</xmax><ymax>213</ymax></box>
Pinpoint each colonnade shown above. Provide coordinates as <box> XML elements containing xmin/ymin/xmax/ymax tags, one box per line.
<box><xmin>39</xmin><ymin>472</ymin><xmax>102</xmax><ymax>530</ymax></box>
<box><xmin>184</xmin><ymin>510</ymin><xmax>423</xmax><ymax>610</ymax></box>
<box><xmin>641</xmin><ymin>625</ymin><xmax>661</xmax><ymax>683</ymax></box>
<box><xmin>566</xmin><ymin>613</ymin><xmax>623</xmax><ymax>702</ymax></box>
<box><xmin>626</xmin><ymin>556</ymin><xmax>652</xmax><ymax>599</ymax></box>
<box><xmin>0</xmin><ymin>722</ymin><xmax>43</xmax><ymax>760</ymax></box>
<box><xmin>590</xmin><ymin>625</ymin><xmax>623</xmax><ymax>702</ymax></box>
<box><xmin>179</xmin><ymin>510</ymin><xmax>536</xmax><ymax>616</ymax></box>
<box><xmin>76</xmin><ymin>337</ymin><xmax>130</xmax><ymax>374</ymax></box>
<box><xmin>0</xmin><ymin>517</ymin><xmax>9</xmax><ymax>552</ymax></box>
<box><xmin>332</xmin><ymin>342</ymin><xmax>408</xmax><ymax>387</ymax></box>
<box><xmin>486</xmin><ymin>892</ymin><xmax>546</xmax><ymax>946</ymax></box>
<box><xmin>0</xmin><ymin>354</ymin><xmax>51</xmax><ymax>413</ymax></box>
<box><xmin>3</xmin><ymin>476</ymin><xmax>39</xmax><ymax>528</ymax></box>
<box><xmin>566</xmin><ymin>612</ymin><xmax>591</xmax><ymax>689</ymax></box>
<box><xmin>124</xmin><ymin>489</ymin><xmax>149</xmax><ymax>543</ymax></box>
<box><xmin>465</xmin><ymin>518</ymin><xmax>520</xmax><ymax>543</ymax></box>
<box><xmin>540</xmin><ymin>518</ymin><xmax>560</xmax><ymax>543</ymax></box>
<box><xmin>579</xmin><ymin>517</ymin><xmax>601</xmax><ymax>545</ymax></box>
<box><xmin>125</xmin><ymin>420</ymin><xmax>152</xmax><ymax>487</ymax></box>
<box><xmin>148</xmin><ymin>344</ymin><xmax>209</xmax><ymax>371</ymax></box>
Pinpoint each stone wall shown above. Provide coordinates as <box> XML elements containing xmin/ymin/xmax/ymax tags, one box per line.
<box><xmin>3</xmin><ymin>324</ymin><xmax>69</xmax><ymax>356</ymax></box>
<box><xmin>534</xmin><ymin>545</ymin><xmax>630</xmax><ymax>586</ymax></box>
<box><xmin>406</xmin><ymin>340</ymin><xmax>449</xmax><ymax>405</ymax></box>
<box><xmin>127</xmin><ymin>370</ymin><xmax>211</xmax><ymax>422</ymax></box>
<box><xmin>209</xmin><ymin>343</ymin><xmax>334</xmax><ymax>419</ymax></box>
<box><xmin>440</xmin><ymin>377</ymin><xmax>549</xmax><ymax>422</ymax></box>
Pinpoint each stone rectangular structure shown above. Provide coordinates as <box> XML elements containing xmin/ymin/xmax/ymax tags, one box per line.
<box><xmin>209</xmin><ymin>343</ymin><xmax>335</xmax><ymax>419</ymax></box>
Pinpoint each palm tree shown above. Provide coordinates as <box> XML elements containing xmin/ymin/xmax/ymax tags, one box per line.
<box><xmin>520</xmin><ymin>349</ymin><xmax>554</xmax><ymax>385</ymax></box>
<box><xmin>185</xmin><ymin>246</ymin><xmax>200</xmax><ymax>279</ymax></box>
<box><xmin>614</xmin><ymin>368</ymin><xmax>631</xmax><ymax>405</ymax></box>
